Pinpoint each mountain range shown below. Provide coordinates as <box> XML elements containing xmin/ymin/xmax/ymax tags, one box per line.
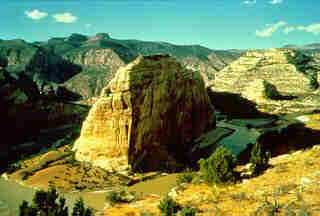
<box><xmin>0</xmin><ymin>33</ymin><xmax>241</xmax><ymax>99</ymax></box>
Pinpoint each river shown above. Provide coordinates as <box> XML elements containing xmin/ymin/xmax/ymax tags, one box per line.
<box><xmin>0</xmin><ymin>178</ymin><xmax>101</xmax><ymax>216</ymax></box>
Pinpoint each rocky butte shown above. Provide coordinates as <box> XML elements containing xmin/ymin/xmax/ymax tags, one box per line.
<box><xmin>73</xmin><ymin>54</ymin><xmax>215</xmax><ymax>172</ymax></box>
<box><xmin>212</xmin><ymin>48</ymin><xmax>320</xmax><ymax>114</ymax></box>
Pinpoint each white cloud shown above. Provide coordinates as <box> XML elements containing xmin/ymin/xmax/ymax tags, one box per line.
<box><xmin>243</xmin><ymin>0</ymin><xmax>256</xmax><ymax>5</ymax></box>
<box><xmin>297</xmin><ymin>23</ymin><xmax>320</xmax><ymax>35</ymax></box>
<box><xmin>256</xmin><ymin>21</ymin><xmax>287</xmax><ymax>37</ymax></box>
<box><xmin>52</xmin><ymin>12</ymin><xmax>78</xmax><ymax>23</ymax></box>
<box><xmin>25</xmin><ymin>9</ymin><xmax>48</xmax><ymax>20</ymax></box>
<box><xmin>85</xmin><ymin>24</ymin><xmax>92</xmax><ymax>28</ymax></box>
<box><xmin>270</xmin><ymin>0</ymin><xmax>282</xmax><ymax>4</ymax></box>
<box><xmin>283</xmin><ymin>26</ymin><xmax>296</xmax><ymax>34</ymax></box>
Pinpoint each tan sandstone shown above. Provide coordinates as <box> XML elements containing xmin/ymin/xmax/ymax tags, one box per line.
<box><xmin>213</xmin><ymin>48</ymin><xmax>314</xmax><ymax>94</ymax></box>
<box><xmin>73</xmin><ymin>54</ymin><xmax>215</xmax><ymax>172</ymax></box>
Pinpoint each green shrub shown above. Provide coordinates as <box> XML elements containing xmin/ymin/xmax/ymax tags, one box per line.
<box><xmin>176</xmin><ymin>168</ymin><xmax>197</xmax><ymax>185</ymax></box>
<box><xmin>309</xmin><ymin>72</ymin><xmax>319</xmax><ymax>90</ymax></box>
<box><xmin>7</xmin><ymin>162</ymin><xmax>22</xmax><ymax>174</ymax></box>
<box><xmin>178</xmin><ymin>205</ymin><xmax>197</xmax><ymax>216</ymax></box>
<box><xmin>198</xmin><ymin>146</ymin><xmax>237</xmax><ymax>185</ymax></box>
<box><xmin>19</xmin><ymin>187</ymin><xmax>69</xmax><ymax>216</ymax></box>
<box><xmin>105</xmin><ymin>191</ymin><xmax>120</xmax><ymax>206</ymax></box>
<box><xmin>139</xmin><ymin>211</ymin><xmax>154</xmax><ymax>216</ymax></box>
<box><xmin>249</xmin><ymin>142</ymin><xmax>271</xmax><ymax>176</ymax></box>
<box><xmin>158</xmin><ymin>195</ymin><xmax>181</xmax><ymax>216</ymax></box>
<box><xmin>20</xmin><ymin>170</ymin><xmax>33</xmax><ymax>180</ymax></box>
<box><xmin>105</xmin><ymin>189</ymin><xmax>135</xmax><ymax>206</ymax></box>
<box><xmin>72</xmin><ymin>197</ymin><xmax>92</xmax><ymax>216</ymax></box>
<box><xmin>65</xmin><ymin>152</ymin><xmax>77</xmax><ymax>165</ymax></box>
<box><xmin>19</xmin><ymin>187</ymin><xmax>92</xmax><ymax>216</ymax></box>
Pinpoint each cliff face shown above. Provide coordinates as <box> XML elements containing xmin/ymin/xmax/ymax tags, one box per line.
<box><xmin>214</xmin><ymin>49</ymin><xmax>319</xmax><ymax>93</ymax></box>
<box><xmin>212</xmin><ymin>48</ymin><xmax>320</xmax><ymax>114</ymax></box>
<box><xmin>62</xmin><ymin>49</ymin><xmax>126</xmax><ymax>98</ymax></box>
<box><xmin>73</xmin><ymin>55</ymin><xmax>215</xmax><ymax>172</ymax></box>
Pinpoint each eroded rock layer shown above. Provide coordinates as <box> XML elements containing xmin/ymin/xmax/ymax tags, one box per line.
<box><xmin>73</xmin><ymin>55</ymin><xmax>215</xmax><ymax>172</ymax></box>
<box><xmin>213</xmin><ymin>48</ymin><xmax>317</xmax><ymax>95</ymax></box>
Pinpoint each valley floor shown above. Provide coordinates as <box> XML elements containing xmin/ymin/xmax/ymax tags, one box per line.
<box><xmin>2</xmin><ymin>114</ymin><xmax>320</xmax><ymax>215</ymax></box>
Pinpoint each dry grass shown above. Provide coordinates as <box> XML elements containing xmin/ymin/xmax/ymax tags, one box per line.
<box><xmin>102</xmin><ymin>144</ymin><xmax>320</xmax><ymax>216</ymax></box>
<box><xmin>7</xmin><ymin>114</ymin><xmax>320</xmax><ymax>216</ymax></box>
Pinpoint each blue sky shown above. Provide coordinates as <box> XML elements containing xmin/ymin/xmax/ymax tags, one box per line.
<box><xmin>1</xmin><ymin>0</ymin><xmax>320</xmax><ymax>50</ymax></box>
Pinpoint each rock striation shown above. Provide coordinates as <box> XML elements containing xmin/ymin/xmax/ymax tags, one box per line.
<box><xmin>212</xmin><ymin>48</ymin><xmax>320</xmax><ymax>114</ymax></box>
<box><xmin>213</xmin><ymin>48</ymin><xmax>317</xmax><ymax>94</ymax></box>
<box><xmin>73</xmin><ymin>54</ymin><xmax>215</xmax><ymax>172</ymax></box>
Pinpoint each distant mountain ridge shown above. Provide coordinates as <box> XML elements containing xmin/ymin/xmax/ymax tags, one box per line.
<box><xmin>284</xmin><ymin>43</ymin><xmax>320</xmax><ymax>49</ymax></box>
<box><xmin>0</xmin><ymin>33</ymin><xmax>241</xmax><ymax>98</ymax></box>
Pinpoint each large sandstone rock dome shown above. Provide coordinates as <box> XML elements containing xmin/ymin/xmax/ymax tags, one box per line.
<box><xmin>73</xmin><ymin>54</ymin><xmax>215</xmax><ymax>172</ymax></box>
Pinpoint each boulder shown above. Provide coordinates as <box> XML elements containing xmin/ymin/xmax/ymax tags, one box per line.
<box><xmin>73</xmin><ymin>54</ymin><xmax>215</xmax><ymax>172</ymax></box>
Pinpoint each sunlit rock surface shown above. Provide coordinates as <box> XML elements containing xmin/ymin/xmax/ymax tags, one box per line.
<box><xmin>73</xmin><ymin>54</ymin><xmax>215</xmax><ymax>172</ymax></box>
<box><xmin>212</xmin><ymin>48</ymin><xmax>320</xmax><ymax>114</ymax></box>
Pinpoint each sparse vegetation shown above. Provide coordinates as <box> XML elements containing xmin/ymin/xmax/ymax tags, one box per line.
<box><xmin>6</xmin><ymin>162</ymin><xmax>22</xmax><ymax>174</ymax></box>
<box><xmin>198</xmin><ymin>146</ymin><xmax>238</xmax><ymax>185</ymax></box>
<box><xmin>140</xmin><ymin>211</ymin><xmax>155</xmax><ymax>216</ymax></box>
<box><xmin>105</xmin><ymin>189</ymin><xmax>136</xmax><ymax>206</ymax></box>
<box><xmin>72</xmin><ymin>197</ymin><xmax>93</xmax><ymax>216</ymax></box>
<box><xmin>178</xmin><ymin>205</ymin><xmax>197</xmax><ymax>216</ymax></box>
<box><xmin>19</xmin><ymin>187</ymin><xmax>92</xmax><ymax>216</ymax></box>
<box><xmin>176</xmin><ymin>168</ymin><xmax>197</xmax><ymax>185</ymax></box>
<box><xmin>20</xmin><ymin>170</ymin><xmax>33</xmax><ymax>180</ymax></box>
<box><xmin>254</xmin><ymin>193</ymin><xmax>281</xmax><ymax>216</ymax></box>
<box><xmin>230</xmin><ymin>192</ymin><xmax>248</xmax><ymax>202</ymax></box>
<box><xmin>19</xmin><ymin>187</ymin><xmax>68</xmax><ymax>216</ymax></box>
<box><xmin>158</xmin><ymin>195</ymin><xmax>181</xmax><ymax>216</ymax></box>
<box><xmin>249</xmin><ymin>142</ymin><xmax>271</xmax><ymax>176</ymax></box>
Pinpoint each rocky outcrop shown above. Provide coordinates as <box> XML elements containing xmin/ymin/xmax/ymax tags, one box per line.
<box><xmin>73</xmin><ymin>54</ymin><xmax>215</xmax><ymax>172</ymax></box>
<box><xmin>214</xmin><ymin>48</ymin><xmax>317</xmax><ymax>94</ymax></box>
<box><xmin>212</xmin><ymin>48</ymin><xmax>320</xmax><ymax>114</ymax></box>
<box><xmin>62</xmin><ymin>49</ymin><xmax>126</xmax><ymax>98</ymax></box>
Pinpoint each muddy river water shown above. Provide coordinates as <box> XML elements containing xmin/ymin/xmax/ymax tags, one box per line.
<box><xmin>0</xmin><ymin>173</ymin><xmax>178</xmax><ymax>216</ymax></box>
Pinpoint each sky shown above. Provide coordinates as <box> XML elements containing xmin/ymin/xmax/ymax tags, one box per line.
<box><xmin>1</xmin><ymin>0</ymin><xmax>320</xmax><ymax>50</ymax></box>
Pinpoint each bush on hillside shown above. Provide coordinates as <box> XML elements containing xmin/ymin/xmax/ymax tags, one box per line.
<box><xmin>6</xmin><ymin>162</ymin><xmax>22</xmax><ymax>174</ymax></box>
<box><xmin>72</xmin><ymin>197</ymin><xmax>92</xmax><ymax>216</ymax></box>
<box><xmin>158</xmin><ymin>195</ymin><xmax>181</xmax><ymax>216</ymax></box>
<box><xmin>19</xmin><ymin>187</ymin><xmax>92</xmax><ymax>216</ymax></box>
<box><xmin>249</xmin><ymin>142</ymin><xmax>271</xmax><ymax>176</ymax></box>
<box><xmin>178</xmin><ymin>205</ymin><xmax>197</xmax><ymax>216</ymax></box>
<box><xmin>176</xmin><ymin>168</ymin><xmax>197</xmax><ymax>185</ymax></box>
<box><xmin>198</xmin><ymin>146</ymin><xmax>238</xmax><ymax>185</ymax></box>
<box><xmin>105</xmin><ymin>189</ymin><xmax>136</xmax><ymax>206</ymax></box>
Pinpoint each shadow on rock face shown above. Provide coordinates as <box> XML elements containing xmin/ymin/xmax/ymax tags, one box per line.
<box><xmin>207</xmin><ymin>89</ymin><xmax>274</xmax><ymax>118</ymax></box>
